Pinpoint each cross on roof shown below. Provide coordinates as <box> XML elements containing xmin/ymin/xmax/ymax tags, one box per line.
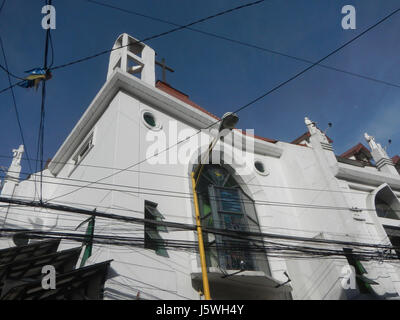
<box><xmin>155</xmin><ymin>58</ymin><xmax>174</xmax><ymax>83</ymax></box>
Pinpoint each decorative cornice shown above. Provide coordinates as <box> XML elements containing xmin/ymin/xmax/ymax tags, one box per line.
<box><xmin>375</xmin><ymin>157</ymin><xmax>395</xmax><ymax>170</ymax></box>
<box><xmin>48</xmin><ymin>69</ymin><xmax>283</xmax><ymax>176</ymax></box>
<box><xmin>335</xmin><ymin>162</ymin><xmax>400</xmax><ymax>191</ymax></box>
<box><xmin>321</xmin><ymin>142</ymin><xmax>333</xmax><ymax>151</ymax></box>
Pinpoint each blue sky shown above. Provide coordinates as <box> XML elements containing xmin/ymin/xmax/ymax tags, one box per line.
<box><xmin>0</xmin><ymin>0</ymin><xmax>399</xmax><ymax>176</ymax></box>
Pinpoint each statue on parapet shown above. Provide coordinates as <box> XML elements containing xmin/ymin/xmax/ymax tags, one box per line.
<box><xmin>305</xmin><ymin>117</ymin><xmax>329</xmax><ymax>144</ymax></box>
<box><xmin>11</xmin><ymin>145</ymin><xmax>24</xmax><ymax>167</ymax></box>
<box><xmin>364</xmin><ymin>132</ymin><xmax>390</xmax><ymax>159</ymax></box>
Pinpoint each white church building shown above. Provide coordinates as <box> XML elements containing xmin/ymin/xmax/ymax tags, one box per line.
<box><xmin>0</xmin><ymin>33</ymin><xmax>400</xmax><ymax>300</ymax></box>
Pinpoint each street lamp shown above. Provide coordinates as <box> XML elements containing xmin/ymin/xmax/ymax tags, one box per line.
<box><xmin>196</xmin><ymin>112</ymin><xmax>239</xmax><ymax>180</ymax></box>
<box><xmin>191</xmin><ymin>112</ymin><xmax>239</xmax><ymax>300</ymax></box>
<box><xmin>219</xmin><ymin>112</ymin><xmax>239</xmax><ymax>132</ymax></box>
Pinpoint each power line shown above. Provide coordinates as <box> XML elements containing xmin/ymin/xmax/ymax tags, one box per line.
<box><xmin>48</xmin><ymin>29</ymin><xmax>55</xmax><ymax>69</ymax></box>
<box><xmin>232</xmin><ymin>7</ymin><xmax>400</xmax><ymax>116</ymax></box>
<box><xmin>0</xmin><ymin>1</ymin><xmax>393</xmax><ymax>103</ymax></box>
<box><xmin>0</xmin><ymin>228</ymin><xmax>397</xmax><ymax>262</ymax></box>
<box><xmin>0</xmin><ymin>38</ymin><xmax>34</xmax><ymax>173</ymax></box>
<box><xmin>0</xmin><ymin>171</ymin><xmax>372</xmax><ymax>212</ymax></box>
<box><xmin>3</xmin><ymin>171</ymin><xmax>400</xmax><ymax>239</ymax></box>
<box><xmin>3</xmin><ymin>167</ymin><xmax>400</xmax><ymax>216</ymax></box>
<box><xmin>0</xmin><ymin>154</ymin><xmax>397</xmax><ymax>199</ymax></box>
<box><xmin>37</xmin><ymin>1</ymin><xmax>268</xmax><ymax>203</ymax></box>
<box><xmin>0</xmin><ymin>192</ymin><xmax>391</xmax><ymax>246</ymax></box>
<box><xmin>0</xmin><ymin>196</ymin><xmax>397</xmax><ymax>252</ymax></box>
<box><xmin>85</xmin><ymin>0</ymin><xmax>400</xmax><ymax>91</ymax></box>
<box><xmin>50</xmin><ymin>0</ymin><xmax>265</xmax><ymax>71</ymax></box>
<box><xmin>37</xmin><ymin>0</ymin><xmax>52</xmax><ymax>202</ymax></box>
<box><xmin>2</xmin><ymin>215</ymin><xmax>393</xmax><ymax>266</ymax></box>
<box><xmin>0</xmin><ymin>12</ymin><xmax>34</xmax><ymax>174</ymax></box>
<box><xmin>0</xmin><ymin>227</ymin><xmax>394</xmax><ymax>260</ymax></box>
<box><xmin>0</xmin><ymin>3</ymin><xmax>396</xmax><ymax>255</ymax></box>
<box><xmin>0</xmin><ymin>194</ymin><xmax>394</xmax><ymax>254</ymax></box>
<box><xmin>0</xmin><ymin>63</ymin><xmax>25</xmax><ymax>81</ymax></box>
<box><xmin>0</xmin><ymin>80</ymin><xmax>24</xmax><ymax>95</ymax></box>
<box><xmin>46</xmin><ymin>5</ymin><xmax>400</xmax><ymax>204</ymax></box>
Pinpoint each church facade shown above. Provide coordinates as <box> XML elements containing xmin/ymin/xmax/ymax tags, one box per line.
<box><xmin>0</xmin><ymin>33</ymin><xmax>400</xmax><ymax>300</ymax></box>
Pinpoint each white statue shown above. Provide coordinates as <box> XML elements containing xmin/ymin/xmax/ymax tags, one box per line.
<box><xmin>364</xmin><ymin>133</ymin><xmax>388</xmax><ymax>158</ymax></box>
<box><xmin>11</xmin><ymin>145</ymin><xmax>24</xmax><ymax>167</ymax></box>
<box><xmin>305</xmin><ymin>117</ymin><xmax>318</xmax><ymax>135</ymax></box>
<box><xmin>305</xmin><ymin>117</ymin><xmax>329</xmax><ymax>143</ymax></box>
<box><xmin>364</xmin><ymin>133</ymin><xmax>378</xmax><ymax>149</ymax></box>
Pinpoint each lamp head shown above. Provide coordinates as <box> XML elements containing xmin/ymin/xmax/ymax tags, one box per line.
<box><xmin>219</xmin><ymin>112</ymin><xmax>239</xmax><ymax>132</ymax></box>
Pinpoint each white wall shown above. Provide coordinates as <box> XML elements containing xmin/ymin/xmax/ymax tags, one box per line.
<box><xmin>2</xmin><ymin>79</ymin><xmax>400</xmax><ymax>300</ymax></box>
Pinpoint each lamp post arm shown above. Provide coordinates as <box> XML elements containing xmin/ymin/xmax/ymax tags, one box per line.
<box><xmin>194</xmin><ymin>133</ymin><xmax>220</xmax><ymax>185</ymax></box>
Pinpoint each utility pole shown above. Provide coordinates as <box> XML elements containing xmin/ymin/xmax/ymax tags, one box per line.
<box><xmin>39</xmin><ymin>0</ymin><xmax>52</xmax><ymax>203</ymax></box>
<box><xmin>190</xmin><ymin>112</ymin><xmax>240</xmax><ymax>300</ymax></box>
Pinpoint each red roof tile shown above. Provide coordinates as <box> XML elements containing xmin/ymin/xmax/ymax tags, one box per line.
<box><xmin>392</xmin><ymin>155</ymin><xmax>400</xmax><ymax>165</ymax></box>
<box><xmin>291</xmin><ymin>131</ymin><xmax>333</xmax><ymax>145</ymax></box>
<box><xmin>155</xmin><ymin>80</ymin><xmax>277</xmax><ymax>144</ymax></box>
<box><xmin>341</xmin><ymin>143</ymin><xmax>371</xmax><ymax>159</ymax></box>
<box><xmin>237</xmin><ymin>130</ymin><xmax>277</xmax><ymax>144</ymax></box>
<box><xmin>156</xmin><ymin>81</ymin><xmax>220</xmax><ymax>121</ymax></box>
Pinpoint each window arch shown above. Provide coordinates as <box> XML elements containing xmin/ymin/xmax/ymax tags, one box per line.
<box><xmin>196</xmin><ymin>164</ymin><xmax>270</xmax><ymax>274</ymax></box>
<box><xmin>374</xmin><ymin>185</ymin><xmax>400</xmax><ymax>220</ymax></box>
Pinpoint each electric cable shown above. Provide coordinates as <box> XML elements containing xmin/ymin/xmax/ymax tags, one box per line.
<box><xmin>0</xmin><ymin>196</ymin><xmax>398</xmax><ymax>252</ymax></box>
<box><xmin>49</xmin><ymin>0</ymin><xmax>265</xmax><ymax>71</ymax></box>
<box><xmin>45</xmin><ymin>5</ymin><xmax>400</xmax><ymax>203</ymax></box>
<box><xmin>0</xmin><ymin>156</ymin><xmax>396</xmax><ymax>198</ymax></box>
<box><xmin>0</xmin><ymin>228</ymin><xmax>397</xmax><ymax>262</ymax></box>
<box><xmin>85</xmin><ymin>0</ymin><xmax>400</xmax><ymax>91</ymax></box>
<box><xmin>0</xmin><ymin>37</ymin><xmax>34</xmax><ymax>174</ymax></box>
<box><xmin>37</xmin><ymin>0</ymin><xmax>52</xmax><ymax>202</ymax></box>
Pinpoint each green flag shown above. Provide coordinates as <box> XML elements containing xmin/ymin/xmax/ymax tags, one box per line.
<box><xmin>78</xmin><ymin>216</ymin><xmax>95</xmax><ymax>267</ymax></box>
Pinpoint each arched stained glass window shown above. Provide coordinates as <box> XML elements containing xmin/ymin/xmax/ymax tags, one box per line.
<box><xmin>196</xmin><ymin>164</ymin><xmax>270</xmax><ymax>274</ymax></box>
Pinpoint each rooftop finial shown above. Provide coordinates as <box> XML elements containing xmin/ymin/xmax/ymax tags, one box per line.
<box><xmin>11</xmin><ymin>145</ymin><xmax>24</xmax><ymax>167</ymax></box>
<box><xmin>364</xmin><ymin>133</ymin><xmax>381</xmax><ymax>152</ymax></box>
<box><xmin>305</xmin><ymin>117</ymin><xmax>317</xmax><ymax>135</ymax></box>
<box><xmin>305</xmin><ymin>117</ymin><xmax>331</xmax><ymax>146</ymax></box>
<box><xmin>364</xmin><ymin>132</ymin><xmax>397</xmax><ymax>175</ymax></box>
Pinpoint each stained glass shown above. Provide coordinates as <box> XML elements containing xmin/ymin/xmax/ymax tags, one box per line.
<box><xmin>195</xmin><ymin>164</ymin><xmax>269</xmax><ymax>274</ymax></box>
<box><xmin>218</xmin><ymin>188</ymin><xmax>242</xmax><ymax>213</ymax></box>
<box><xmin>208</xmin><ymin>167</ymin><xmax>227</xmax><ymax>186</ymax></box>
<box><xmin>222</xmin><ymin>213</ymin><xmax>246</xmax><ymax>231</ymax></box>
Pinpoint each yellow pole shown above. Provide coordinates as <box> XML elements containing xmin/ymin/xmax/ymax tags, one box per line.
<box><xmin>191</xmin><ymin>171</ymin><xmax>211</xmax><ymax>300</ymax></box>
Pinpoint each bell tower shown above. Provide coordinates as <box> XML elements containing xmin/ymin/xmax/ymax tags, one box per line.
<box><xmin>107</xmin><ymin>33</ymin><xmax>155</xmax><ymax>86</ymax></box>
